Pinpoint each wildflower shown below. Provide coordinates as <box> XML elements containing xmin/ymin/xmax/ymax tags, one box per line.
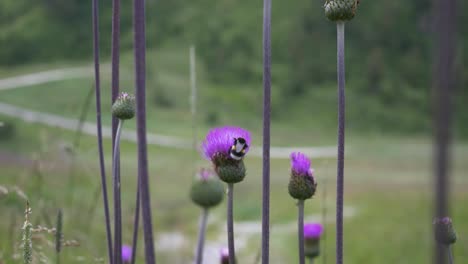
<box><xmin>122</xmin><ymin>245</ymin><xmax>132</xmax><ymax>263</ymax></box>
<box><xmin>190</xmin><ymin>168</ymin><xmax>225</xmax><ymax>208</ymax></box>
<box><xmin>288</xmin><ymin>152</ymin><xmax>317</xmax><ymax>200</ymax></box>
<box><xmin>433</xmin><ymin>217</ymin><xmax>457</xmax><ymax>245</ymax></box>
<box><xmin>220</xmin><ymin>247</ymin><xmax>231</xmax><ymax>264</ymax></box>
<box><xmin>112</xmin><ymin>92</ymin><xmax>136</xmax><ymax>120</ymax></box>
<box><xmin>304</xmin><ymin>223</ymin><xmax>324</xmax><ymax>259</ymax></box>
<box><xmin>202</xmin><ymin>126</ymin><xmax>251</xmax><ymax>183</ymax></box>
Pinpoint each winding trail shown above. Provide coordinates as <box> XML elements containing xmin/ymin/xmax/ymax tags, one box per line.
<box><xmin>0</xmin><ymin>67</ymin><xmax>337</xmax><ymax>158</ymax></box>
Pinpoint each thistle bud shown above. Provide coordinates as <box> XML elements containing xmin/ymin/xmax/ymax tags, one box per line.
<box><xmin>433</xmin><ymin>217</ymin><xmax>457</xmax><ymax>245</ymax></box>
<box><xmin>215</xmin><ymin>157</ymin><xmax>246</xmax><ymax>184</ymax></box>
<box><xmin>288</xmin><ymin>152</ymin><xmax>317</xmax><ymax>200</ymax></box>
<box><xmin>112</xmin><ymin>92</ymin><xmax>136</xmax><ymax>120</ymax></box>
<box><xmin>304</xmin><ymin>223</ymin><xmax>324</xmax><ymax>259</ymax></box>
<box><xmin>190</xmin><ymin>169</ymin><xmax>225</xmax><ymax>208</ymax></box>
<box><xmin>324</xmin><ymin>0</ymin><xmax>359</xmax><ymax>22</ymax></box>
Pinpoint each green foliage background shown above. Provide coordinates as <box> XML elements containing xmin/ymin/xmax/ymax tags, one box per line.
<box><xmin>0</xmin><ymin>0</ymin><xmax>467</xmax><ymax>137</ymax></box>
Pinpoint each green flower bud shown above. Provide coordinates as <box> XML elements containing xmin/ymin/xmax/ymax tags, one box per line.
<box><xmin>324</xmin><ymin>0</ymin><xmax>359</xmax><ymax>22</ymax></box>
<box><xmin>288</xmin><ymin>174</ymin><xmax>317</xmax><ymax>200</ymax></box>
<box><xmin>112</xmin><ymin>92</ymin><xmax>136</xmax><ymax>120</ymax></box>
<box><xmin>216</xmin><ymin>159</ymin><xmax>246</xmax><ymax>184</ymax></box>
<box><xmin>433</xmin><ymin>217</ymin><xmax>457</xmax><ymax>245</ymax></box>
<box><xmin>190</xmin><ymin>169</ymin><xmax>225</xmax><ymax>208</ymax></box>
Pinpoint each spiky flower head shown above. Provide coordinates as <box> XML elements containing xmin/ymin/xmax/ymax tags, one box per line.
<box><xmin>433</xmin><ymin>217</ymin><xmax>457</xmax><ymax>245</ymax></box>
<box><xmin>202</xmin><ymin>126</ymin><xmax>251</xmax><ymax>183</ymax></box>
<box><xmin>288</xmin><ymin>152</ymin><xmax>317</xmax><ymax>200</ymax></box>
<box><xmin>220</xmin><ymin>247</ymin><xmax>230</xmax><ymax>264</ymax></box>
<box><xmin>112</xmin><ymin>92</ymin><xmax>136</xmax><ymax>120</ymax></box>
<box><xmin>304</xmin><ymin>223</ymin><xmax>323</xmax><ymax>259</ymax></box>
<box><xmin>190</xmin><ymin>168</ymin><xmax>225</xmax><ymax>208</ymax></box>
<box><xmin>122</xmin><ymin>245</ymin><xmax>132</xmax><ymax>263</ymax></box>
<box><xmin>324</xmin><ymin>0</ymin><xmax>359</xmax><ymax>22</ymax></box>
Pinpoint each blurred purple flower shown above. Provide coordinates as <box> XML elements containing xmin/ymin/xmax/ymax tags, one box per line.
<box><xmin>197</xmin><ymin>168</ymin><xmax>215</xmax><ymax>181</ymax></box>
<box><xmin>290</xmin><ymin>152</ymin><xmax>313</xmax><ymax>177</ymax></box>
<box><xmin>202</xmin><ymin>126</ymin><xmax>251</xmax><ymax>160</ymax></box>
<box><xmin>304</xmin><ymin>223</ymin><xmax>324</xmax><ymax>239</ymax></box>
<box><xmin>220</xmin><ymin>247</ymin><xmax>229</xmax><ymax>264</ymax></box>
<box><xmin>122</xmin><ymin>244</ymin><xmax>132</xmax><ymax>263</ymax></box>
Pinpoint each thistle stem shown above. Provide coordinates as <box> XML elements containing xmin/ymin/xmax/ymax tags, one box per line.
<box><xmin>297</xmin><ymin>200</ymin><xmax>305</xmax><ymax>264</ymax></box>
<box><xmin>113</xmin><ymin>120</ymin><xmax>124</xmax><ymax>264</ymax></box>
<box><xmin>195</xmin><ymin>208</ymin><xmax>209</xmax><ymax>264</ymax></box>
<box><xmin>335</xmin><ymin>21</ymin><xmax>346</xmax><ymax>264</ymax></box>
<box><xmin>111</xmin><ymin>0</ymin><xmax>121</xmax><ymax>261</ymax></box>
<box><xmin>130</xmin><ymin>179</ymin><xmax>140</xmax><ymax>264</ymax></box>
<box><xmin>448</xmin><ymin>245</ymin><xmax>454</xmax><ymax>264</ymax></box>
<box><xmin>321</xmin><ymin>177</ymin><xmax>328</xmax><ymax>264</ymax></box>
<box><xmin>227</xmin><ymin>183</ymin><xmax>236</xmax><ymax>264</ymax></box>
<box><xmin>308</xmin><ymin>258</ymin><xmax>314</xmax><ymax>264</ymax></box>
<box><xmin>133</xmin><ymin>0</ymin><xmax>157</xmax><ymax>261</ymax></box>
<box><xmin>261</xmin><ymin>0</ymin><xmax>272</xmax><ymax>262</ymax></box>
<box><xmin>92</xmin><ymin>0</ymin><xmax>113</xmax><ymax>262</ymax></box>
<box><xmin>433</xmin><ymin>0</ymin><xmax>456</xmax><ymax>262</ymax></box>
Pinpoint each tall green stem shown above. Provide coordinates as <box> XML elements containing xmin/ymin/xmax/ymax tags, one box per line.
<box><xmin>298</xmin><ymin>200</ymin><xmax>305</xmax><ymax>264</ymax></box>
<box><xmin>227</xmin><ymin>183</ymin><xmax>236</xmax><ymax>264</ymax></box>
<box><xmin>92</xmin><ymin>0</ymin><xmax>113</xmax><ymax>262</ymax></box>
<box><xmin>335</xmin><ymin>21</ymin><xmax>345</xmax><ymax>264</ymax></box>
<box><xmin>261</xmin><ymin>0</ymin><xmax>272</xmax><ymax>263</ymax></box>
<box><xmin>195</xmin><ymin>208</ymin><xmax>209</xmax><ymax>264</ymax></box>
<box><xmin>448</xmin><ymin>246</ymin><xmax>454</xmax><ymax>264</ymax></box>
<box><xmin>113</xmin><ymin>120</ymin><xmax>124</xmax><ymax>264</ymax></box>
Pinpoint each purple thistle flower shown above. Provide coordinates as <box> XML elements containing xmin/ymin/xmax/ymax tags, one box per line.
<box><xmin>202</xmin><ymin>126</ymin><xmax>251</xmax><ymax>161</ymax></box>
<box><xmin>220</xmin><ymin>247</ymin><xmax>229</xmax><ymax>264</ymax></box>
<box><xmin>121</xmin><ymin>245</ymin><xmax>132</xmax><ymax>263</ymax></box>
<box><xmin>304</xmin><ymin>223</ymin><xmax>324</xmax><ymax>240</ymax></box>
<box><xmin>290</xmin><ymin>152</ymin><xmax>313</xmax><ymax>177</ymax></box>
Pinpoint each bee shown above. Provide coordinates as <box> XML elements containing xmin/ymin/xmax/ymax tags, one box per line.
<box><xmin>230</xmin><ymin>137</ymin><xmax>248</xmax><ymax>160</ymax></box>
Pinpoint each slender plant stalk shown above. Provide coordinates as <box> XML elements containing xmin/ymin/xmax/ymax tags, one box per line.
<box><xmin>190</xmin><ymin>45</ymin><xmax>197</xmax><ymax>175</ymax></box>
<box><xmin>227</xmin><ymin>183</ymin><xmax>236</xmax><ymax>264</ymax></box>
<box><xmin>111</xmin><ymin>0</ymin><xmax>121</xmax><ymax>262</ymax></box>
<box><xmin>22</xmin><ymin>202</ymin><xmax>32</xmax><ymax>264</ymax></box>
<box><xmin>73</xmin><ymin>85</ymin><xmax>94</xmax><ymax>149</ymax></box>
<box><xmin>321</xmin><ymin>177</ymin><xmax>328</xmax><ymax>264</ymax></box>
<box><xmin>92</xmin><ymin>0</ymin><xmax>113</xmax><ymax>262</ymax></box>
<box><xmin>195</xmin><ymin>208</ymin><xmax>209</xmax><ymax>264</ymax></box>
<box><xmin>113</xmin><ymin>120</ymin><xmax>124</xmax><ymax>264</ymax></box>
<box><xmin>335</xmin><ymin>21</ymin><xmax>345</xmax><ymax>264</ymax></box>
<box><xmin>448</xmin><ymin>246</ymin><xmax>454</xmax><ymax>264</ymax></box>
<box><xmin>130</xmin><ymin>177</ymin><xmax>141</xmax><ymax>264</ymax></box>
<box><xmin>133</xmin><ymin>0</ymin><xmax>157</xmax><ymax>262</ymax></box>
<box><xmin>308</xmin><ymin>258</ymin><xmax>314</xmax><ymax>264</ymax></box>
<box><xmin>433</xmin><ymin>0</ymin><xmax>456</xmax><ymax>262</ymax></box>
<box><xmin>261</xmin><ymin>0</ymin><xmax>272</xmax><ymax>262</ymax></box>
<box><xmin>55</xmin><ymin>209</ymin><xmax>63</xmax><ymax>264</ymax></box>
<box><xmin>297</xmin><ymin>200</ymin><xmax>305</xmax><ymax>264</ymax></box>
<box><xmin>111</xmin><ymin>0</ymin><xmax>121</xmax><ymax>140</ymax></box>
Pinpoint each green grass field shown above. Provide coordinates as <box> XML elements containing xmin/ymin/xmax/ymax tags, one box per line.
<box><xmin>1</xmin><ymin>112</ymin><xmax>467</xmax><ymax>263</ymax></box>
<box><xmin>1</xmin><ymin>54</ymin><xmax>467</xmax><ymax>263</ymax></box>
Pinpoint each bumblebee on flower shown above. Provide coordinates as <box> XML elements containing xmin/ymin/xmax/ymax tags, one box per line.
<box><xmin>202</xmin><ymin>126</ymin><xmax>251</xmax><ymax>183</ymax></box>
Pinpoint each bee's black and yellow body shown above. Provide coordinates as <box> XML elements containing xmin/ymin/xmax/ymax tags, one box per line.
<box><xmin>229</xmin><ymin>137</ymin><xmax>248</xmax><ymax>160</ymax></box>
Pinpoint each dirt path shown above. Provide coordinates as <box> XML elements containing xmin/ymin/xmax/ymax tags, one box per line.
<box><xmin>0</xmin><ymin>68</ymin><xmax>337</xmax><ymax>158</ymax></box>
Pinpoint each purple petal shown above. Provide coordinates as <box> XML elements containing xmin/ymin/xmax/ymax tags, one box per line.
<box><xmin>290</xmin><ymin>152</ymin><xmax>312</xmax><ymax>177</ymax></box>
<box><xmin>304</xmin><ymin>223</ymin><xmax>323</xmax><ymax>239</ymax></box>
<box><xmin>202</xmin><ymin>126</ymin><xmax>251</xmax><ymax>160</ymax></box>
